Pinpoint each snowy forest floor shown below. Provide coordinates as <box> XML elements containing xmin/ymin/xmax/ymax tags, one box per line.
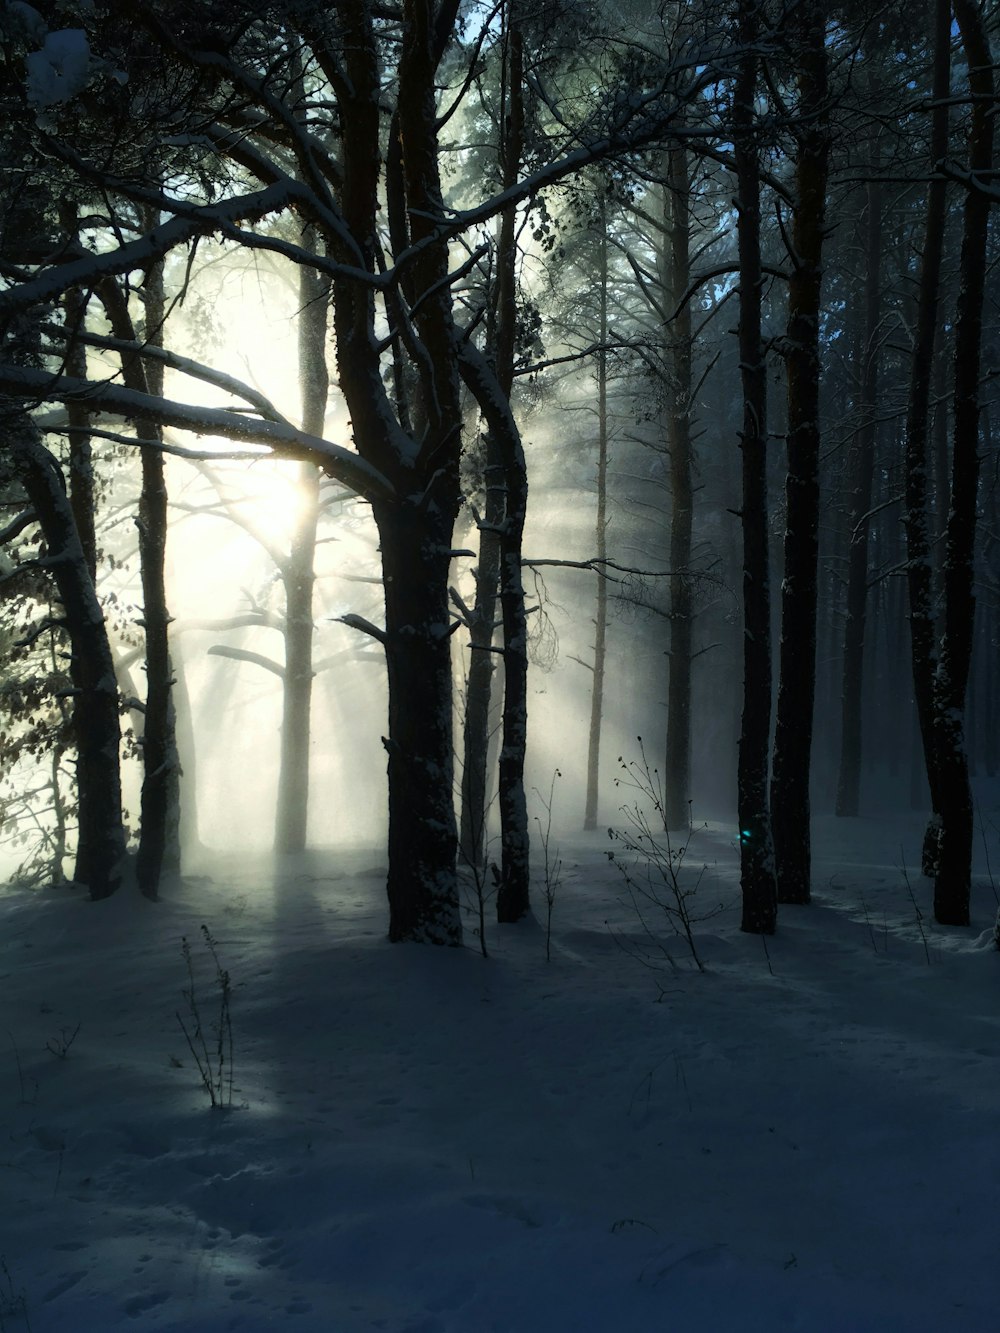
<box><xmin>1</xmin><ymin>811</ymin><xmax>998</xmax><ymax>1332</ymax></box>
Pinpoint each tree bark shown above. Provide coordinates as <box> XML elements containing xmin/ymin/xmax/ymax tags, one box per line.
<box><xmin>734</xmin><ymin>0</ymin><xmax>778</xmax><ymax>935</ymax></box>
<box><xmin>332</xmin><ymin>0</ymin><xmax>464</xmax><ymax>942</ymax></box>
<box><xmin>136</xmin><ymin>255</ymin><xmax>179</xmax><ymax>895</ymax></box>
<box><xmin>94</xmin><ymin>268</ymin><xmax>177</xmax><ymax>899</ymax></box>
<box><xmin>931</xmin><ymin>0</ymin><xmax>994</xmax><ymax>926</ymax></box>
<box><xmin>488</xmin><ymin>9</ymin><xmax>531</xmax><ymax>922</ymax></box>
<box><xmin>835</xmin><ymin>162</ymin><xmax>882</xmax><ymax>817</ymax></box>
<box><xmin>663</xmin><ymin>144</ymin><xmax>694</xmax><ymax>832</ymax></box>
<box><xmin>459</xmin><ymin>440</ymin><xmax>503</xmax><ymax>865</ymax></box>
<box><xmin>769</xmin><ymin>0</ymin><xmax>829</xmax><ymax>905</ymax></box>
<box><xmin>376</xmin><ymin>496</ymin><xmax>462</xmax><ymax>944</ymax></box>
<box><xmin>903</xmin><ymin>0</ymin><xmax>951</xmax><ymax>876</ymax></box>
<box><xmin>11</xmin><ymin>424</ymin><xmax>126</xmax><ymax>898</ymax></box>
<box><xmin>584</xmin><ymin>203</ymin><xmax>609</xmax><ymax>832</ymax></box>
<box><xmin>275</xmin><ymin>249</ymin><xmax>328</xmax><ymax>855</ymax></box>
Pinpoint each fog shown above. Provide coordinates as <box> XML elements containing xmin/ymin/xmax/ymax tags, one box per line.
<box><xmin>3</xmin><ymin>234</ymin><xmax>975</xmax><ymax>890</ymax></box>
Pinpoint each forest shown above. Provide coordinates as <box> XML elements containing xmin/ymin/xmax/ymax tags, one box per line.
<box><xmin>2</xmin><ymin>0</ymin><xmax>1000</xmax><ymax>943</ymax></box>
<box><xmin>4</xmin><ymin>3</ymin><xmax>1000</xmax><ymax>1330</ymax></box>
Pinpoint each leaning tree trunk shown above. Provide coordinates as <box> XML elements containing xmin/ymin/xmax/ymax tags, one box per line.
<box><xmin>734</xmin><ymin>0</ymin><xmax>777</xmax><ymax>935</ymax></box>
<box><xmin>931</xmin><ymin>0</ymin><xmax>994</xmax><ymax>926</ymax></box>
<box><xmin>903</xmin><ymin>0</ymin><xmax>951</xmax><ymax>876</ymax></box>
<box><xmin>11</xmin><ymin>423</ymin><xmax>126</xmax><ymax>898</ymax></box>
<box><xmin>835</xmin><ymin>161</ymin><xmax>882</xmax><ymax>817</ymax></box>
<box><xmin>663</xmin><ymin>144</ymin><xmax>695</xmax><ymax>832</ymax></box>
<box><xmin>769</xmin><ymin>0</ymin><xmax>829</xmax><ymax>905</ymax></box>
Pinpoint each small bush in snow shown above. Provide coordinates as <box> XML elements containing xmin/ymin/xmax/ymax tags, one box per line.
<box><xmin>0</xmin><ymin>1254</ymin><xmax>30</xmax><ymax>1332</ymax></box>
<box><xmin>533</xmin><ymin>770</ymin><xmax>563</xmax><ymax>963</ymax></box>
<box><xmin>176</xmin><ymin>925</ymin><xmax>234</xmax><ymax>1109</ymax></box>
<box><xmin>608</xmin><ymin>741</ymin><xmax>726</xmax><ymax>980</ymax></box>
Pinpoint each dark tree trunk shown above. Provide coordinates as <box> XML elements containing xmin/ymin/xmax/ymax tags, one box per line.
<box><xmin>734</xmin><ymin>0</ymin><xmax>777</xmax><ymax>934</ymax></box>
<box><xmin>95</xmin><ymin>268</ymin><xmax>177</xmax><ymax>899</ymax></box>
<box><xmin>63</xmin><ymin>284</ymin><xmax>97</xmax><ymax>583</ymax></box>
<box><xmin>332</xmin><ymin>0</ymin><xmax>465</xmax><ymax>941</ymax></box>
<box><xmin>459</xmin><ymin>439</ymin><xmax>503</xmax><ymax>865</ymax></box>
<box><xmin>135</xmin><ymin>257</ymin><xmax>178</xmax><ymax>896</ymax></box>
<box><xmin>769</xmin><ymin>0</ymin><xmax>829</xmax><ymax>905</ymax></box>
<box><xmin>456</xmin><ymin>346</ymin><xmax>531</xmax><ymax>924</ymax></box>
<box><xmin>903</xmin><ymin>0</ymin><xmax>950</xmax><ymax>873</ymax></box>
<box><xmin>584</xmin><ymin>210</ymin><xmax>609</xmax><ymax>831</ymax></box>
<box><xmin>932</xmin><ymin>0</ymin><xmax>994</xmax><ymax>925</ymax></box>
<box><xmin>495</xmin><ymin>445</ymin><xmax>530</xmax><ymax>922</ymax></box>
<box><xmin>485</xmin><ymin>10</ymin><xmax>531</xmax><ymax>922</ymax></box>
<box><xmin>12</xmin><ymin>424</ymin><xmax>125</xmax><ymax>898</ymax></box>
<box><xmin>663</xmin><ymin>145</ymin><xmax>694</xmax><ymax>832</ymax></box>
<box><xmin>376</xmin><ymin>497</ymin><xmax>462</xmax><ymax>944</ymax></box>
<box><xmin>835</xmin><ymin>164</ymin><xmax>882</xmax><ymax>816</ymax></box>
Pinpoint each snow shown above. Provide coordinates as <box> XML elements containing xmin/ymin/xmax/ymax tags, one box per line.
<box><xmin>24</xmin><ymin>29</ymin><xmax>91</xmax><ymax>109</ymax></box>
<box><xmin>2</xmin><ymin>812</ymin><xmax>998</xmax><ymax>1332</ymax></box>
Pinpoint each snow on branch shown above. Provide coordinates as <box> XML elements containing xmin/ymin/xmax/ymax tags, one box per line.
<box><xmin>0</xmin><ymin>365</ymin><xmax>395</xmax><ymax>505</ymax></box>
<box><xmin>40</xmin><ymin>325</ymin><xmax>293</xmax><ymax>427</ymax></box>
<box><xmin>0</xmin><ymin>180</ymin><xmax>373</xmax><ymax>320</ymax></box>
<box><xmin>206</xmin><ymin>645</ymin><xmax>285</xmax><ymax>678</ymax></box>
<box><xmin>337</xmin><ymin>614</ymin><xmax>387</xmax><ymax>645</ymax></box>
<box><xmin>0</xmin><ymin>509</ymin><xmax>38</xmax><ymax>545</ymax></box>
<box><xmin>522</xmin><ymin>557</ymin><xmax>676</xmax><ymax>582</ymax></box>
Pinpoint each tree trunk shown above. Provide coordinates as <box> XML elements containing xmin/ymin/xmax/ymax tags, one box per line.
<box><xmin>459</xmin><ymin>438</ymin><xmax>503</xmax><ymax>865</ymax></box>
<box><xmin>663</xmin><ymin>145</ymin><xmax>694</xmax><ymax>832</ymax></box>
<box><xmin>12</xmin><ymin>424</ymin><xmax>125</xmax><ymax>898</ymax></box>
<box><xmin>932</xmin><ymin>0</ymin><xmax>993</xmax><ymax>925</ymax></box>
<box><xmin>835</xmin><ymin>163</ymin><xmax>882</xmax><ymax>816</ymax></box>
<box><xmin>135</xmin><ymin>256</ymin><xmax>178</xmax><ymax>896</ymax></box>
<box><xmin>584</xmin><ymin>213</ymin><xmax>609</xmax><ymax>831</ymax></box>
<box><xmin>495</xmin><ymin>439</ymin><xmax>530</xmax><ymax>922</ymax></box>
<box><xmin>903</xmin><ymin>0</ymin><xmax>950</xmax><ymax>873</ymax></box>
<box><xmin>275</xmin><ymin>252</ymin><xmax>327</xmax><ymax>855</ymax></box>
<box><xmin>332</xmin><ymin>0</ymin><xmax>466</xmax><ymax>942</ymax></box>
<box><xmin>376</xmin><ymin>497</ymin><xmax>462</xmax><ymax>944</ymax></box>
<box><xmin>456</xmin><ymin>347</ymin><xmax>531</xmax><ymax>924</ymax></box>
<box><xmin>93</xmin><ymin>267</ymin><xmax>178</xmax><ymax>899</ymax></box>
<box><xmin>490</xmin><ymin>11</ymin><xmax>531</xmax><ymax>922</ymax></box>
<box><xmin>275</xmin><ymin>463</ymin><xmax>320</xmax><ymax>854</ymax></box>
<box><xmin>734</xmin><ymin>0</ymin><xmax>777</xmax><ymax>934</ymax></box>
<box><xmin>769</xmin><ymin>0</ymin><xmax>829</xmax><ymax>905</ymax></box>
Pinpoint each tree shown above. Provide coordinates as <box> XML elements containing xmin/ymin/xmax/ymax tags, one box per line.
<box><xmin>0</xmin><ymin>0</ymin><xmax>721</xmax><ymax>941</ymax></box>
<box><xmin>733</xmin><ymin>0</ymin><xmax>777</xmax><ymax>935</ymax></box>
<box><xmin>769</xmin><ymin>0</ymin><xmax>831</xmax><ymax>905</ymax></box>
<box><xmin>834</xmin><ymin>149</ymin><xmax>883</xmax><ymax>818</ymax></box>
<box><xmin>7</xmin><ymin>422</ymin><xmax>127</xmax><ymax>899</ymax></box>
<box><xmin>661</xmin><ymin>142</ymin><xmax>695</xmax><ymax>832</ymax></box>
<box><xmin>928</xmin><ymin>0</ymin><xmax>994</xmax><ymax>924</ymax></box>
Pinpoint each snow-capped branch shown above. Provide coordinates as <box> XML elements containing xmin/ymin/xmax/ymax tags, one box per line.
<box><xmin>0</xmin><ymin>364</ymin><xmax>395</xmax><ymax>504</ymax></box>
<box><xmin>207</xmin><ymin>645</ymin><xmax>286</xmax><ymax>678</ymax></box>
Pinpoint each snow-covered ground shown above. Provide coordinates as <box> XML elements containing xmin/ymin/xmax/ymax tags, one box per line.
<box><xmin>1</xmin><ymin>812</ymin><xmax>998</xmax><ymax>1332</ymax></box>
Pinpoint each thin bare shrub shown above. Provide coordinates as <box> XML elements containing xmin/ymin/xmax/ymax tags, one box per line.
<box><xmin>176</xmin><ymin>925</ymin><xmax>234</xmax><ymax>1108</ymax></box>
<box><xmin>608</xmin><ymin>741</ymin><xmax>726</xmax><ymax>980</ymax></box>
